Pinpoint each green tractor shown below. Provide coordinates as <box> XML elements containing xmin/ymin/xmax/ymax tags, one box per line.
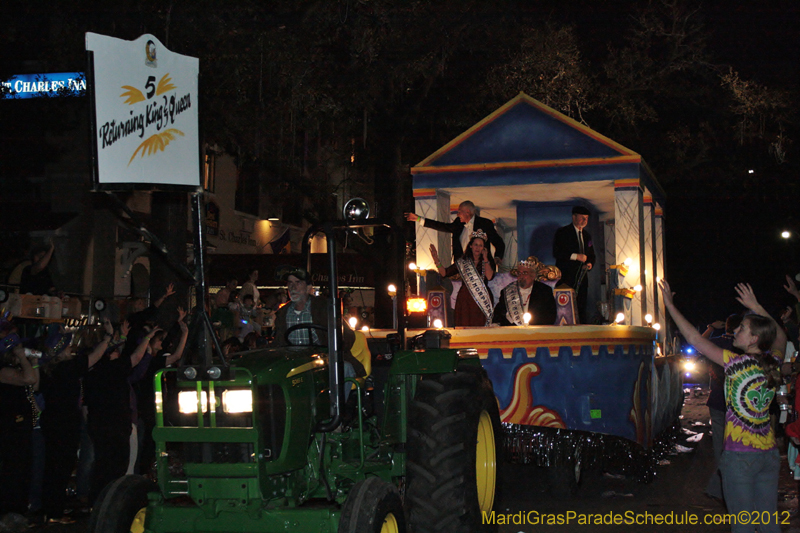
<box><xmin>89</xmin><ymin>208</ymin><xmax>502</xmax><ymax>533</ymax></box>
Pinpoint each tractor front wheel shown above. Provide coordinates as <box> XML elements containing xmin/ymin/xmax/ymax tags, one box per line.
<box><xmin>339</xmin><ymin>477</ymin><xmax>406</xmax><ymax>533</ymax></box>
<box><xmin>88</xmin><ymin>475</ymin><xmax>156</xmax><ymax>533</ymax></box>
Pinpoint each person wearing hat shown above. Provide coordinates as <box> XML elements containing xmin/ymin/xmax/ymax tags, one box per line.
<box><xmin>553</xmin><ymin>206</ymin><xmax>596</xmax><ymax>324</ymax></box>
<box><xmin>272</xmin><ymin>267</ymin><xmax>365</xmax><ymax>379</ymax></box>
<box><xmin>493</xmin><ymin>257</ymin><xmax>557</xmax><ymax>326</ymax></box>
<box><xmin>406</xmin><ymin>200</ymin><xmax>505</xmax><ymax>270</ymax></box>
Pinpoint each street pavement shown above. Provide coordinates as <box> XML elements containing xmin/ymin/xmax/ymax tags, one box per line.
<box><xmin>18</xmin><ymin>385</ymin><xmax>800</xmax><ymax>533</ymax></box>
<box><xmin>497</xmin><ymin>384</ymin><xmax>800</xmax><ymax>532</ymax></box>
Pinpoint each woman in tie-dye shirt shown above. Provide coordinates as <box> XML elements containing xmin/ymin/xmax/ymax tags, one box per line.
<box><xmin>659</xmin><ymin>280</ymin><xmax>785</xmax><ymax>533</ymax></box>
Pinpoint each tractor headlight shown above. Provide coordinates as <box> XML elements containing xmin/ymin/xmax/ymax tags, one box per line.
<box><xmin>178</xmin><ymin>390</ymin><xmax>209</xmax><ymax>414</ymax></box>
<box><xmin>222</xmin><ymin>389</ymin><xmax>253</xmax><ymax>414</ymax></box>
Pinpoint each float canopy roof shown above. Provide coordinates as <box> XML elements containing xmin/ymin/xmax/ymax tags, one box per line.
<box><xmin>411</xmin><ymin>92</ymin><xmax>664</xmax><ymax>225</ymax></box>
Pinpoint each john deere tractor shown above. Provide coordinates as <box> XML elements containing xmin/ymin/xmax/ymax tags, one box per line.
<box><xmin>88</xmin><ymin>207</ymin><xmax>502</xmax><ymax>533</ymax></box>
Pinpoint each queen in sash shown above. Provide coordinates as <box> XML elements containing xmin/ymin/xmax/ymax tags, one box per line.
<box><xmin>430</xmin><ymin>230</ymin><xmax>494</xmax><ymax>326</ymax></box>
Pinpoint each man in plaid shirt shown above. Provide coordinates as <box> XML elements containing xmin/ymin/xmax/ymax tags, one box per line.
<box><xmin>272</xmin><ymin>267</ymin><xmax>364</xmax><ymax>379</ymax></box>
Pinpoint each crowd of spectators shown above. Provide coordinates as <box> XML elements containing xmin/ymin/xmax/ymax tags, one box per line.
<box><xmin>210</xmin><ymin>272</ymin><xmax>282</xmax><ymax>355</ymax></box>
<box><xmin>8</xmin><ymin>256</ymin><xmax>800</xmax><ymax>532</ymax></box>
<box><xmin>0</xmin><ymin>283</ymin><xmax>190</xmax><ymax>528</ymax></box>
<box><xmin>0</xmin><ymin>270</ymin><xmax>292</xmax><ymax>529</ymax></box>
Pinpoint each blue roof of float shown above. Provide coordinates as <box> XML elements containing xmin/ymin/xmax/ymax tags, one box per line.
<box><xmin>411</xmin><ymin>92</ymin><xmax>664</xmax><ymax>205</ymax></box>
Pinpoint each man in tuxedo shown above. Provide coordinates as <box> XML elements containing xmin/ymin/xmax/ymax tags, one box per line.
<box><xmin>493</xmin><ymin>257</ymin><xmax>557</xmax><ymax>326</ymax></box>
<box><xmin>552</xmin><ymin>206</ymin><xmax>595</xmax><ymax>323</ymax></box>
<box><xmin>405</xmin><ymin>201</ymin><xmax>505</xmax><ymax>270</ymax></box>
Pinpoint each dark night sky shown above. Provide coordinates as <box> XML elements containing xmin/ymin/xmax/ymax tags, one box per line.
<box><xmin>662</xmin><ymin>1</ymin><xmax>800</xmax><ymax>325</ymax></box>
<box><xmin>568</xmin><ymin>1</ymin><xmax>800</xmax><ymax>325</ymax></box>
<box><xmin>2</xmin><ymin>1</ymin><xmax>798</xmax><ymax>327</ymax></box>
<box><xmin>563</xmin><ymin>0</ymin><xmax>800</xmax><ymax>85</ymax></box>
<box><xmin>488</xmin><ymin>1</ymin><xmax>800</xmax><ymax>325</ymax></box>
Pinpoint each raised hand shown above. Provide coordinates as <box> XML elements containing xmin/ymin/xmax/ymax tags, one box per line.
<box><xmin>164</xmin><ymin>283</ymin><xmax>176</xmax><ymax>299</ymax></box>
<box><xmin>657</xmin><ymin>279</ymin><xmax>675</xmax><ymax>307</ymax></box>
<box><xmin>429</xmin><ymin>244</ymin><xmax>440</xmax><ymax>265</ymax></box>
<box><xmin>734</xmin><ymin>283</ymin><xmax>760</xmax><ymax>311</ymax></box>
<box><xmin>121</xmin><ymin>319</ymin><xmax>130</xmax><ymax>338</ymax></box>
<box><xmin>784</xmin><ymin>275</ymin><xmax>800</xmax><ymax>301</ymax></box>
<box><xmin>103</xmin><ymin>318</ymin><xmax>114</xmax><ymax>336</ymax></box>
<box><xmin>177</xmin><ymin>306</ymin><xmax>187</xmax><ymax>322</ymax></box>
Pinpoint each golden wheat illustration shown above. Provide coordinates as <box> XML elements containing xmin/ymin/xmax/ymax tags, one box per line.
<box><xmin>120</xmin><ymin>73</ymin><xmax>175</xmax><ymax>104</ymax></box>
<box><xmin>120</xmin><ymin>85</ymin><xmax>145</xmax><ymax>104</ymax></box>
<box><xmin>128</xmin><ymin>129</ymin><xmax>185</xmax><ymax>165</ymax></box>
<box><xmin>156</xmin><ymin>74</ymin><xmax>176</xmax><ymax>95</ymax></box>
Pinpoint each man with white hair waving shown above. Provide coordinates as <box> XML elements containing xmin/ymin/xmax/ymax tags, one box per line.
<box><xmin>406</xmin><ymin>200</ymin><xmax>505</xmax><ymax>270</ymax></box>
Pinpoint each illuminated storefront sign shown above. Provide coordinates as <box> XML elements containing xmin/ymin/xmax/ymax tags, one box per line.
<box><xmin>1</xmin><ymin>73</ymin><xmax>86</xmax><ymax>99</ymax></box>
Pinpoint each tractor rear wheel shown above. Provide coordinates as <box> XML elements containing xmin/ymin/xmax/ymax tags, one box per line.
<box><xmin>339</xmin><ymin>477</ymin><xmax>405</xmax><ymax>533</ymax></box>
<box><xmin>88</xmin><ymin>475</ymin><xmax>156</xmax><ymax>533</ymax></box>
<box><xmin>405</xmin><ymin>364</ymin><xmax>502</xmax><ymax>533</ymax></box>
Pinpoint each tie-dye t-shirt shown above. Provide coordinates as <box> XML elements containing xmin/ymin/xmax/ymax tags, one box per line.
<box><xmin>723</xmin><ymin>349</ymin><xmax>776</xmax><ymax>452</ymax></box>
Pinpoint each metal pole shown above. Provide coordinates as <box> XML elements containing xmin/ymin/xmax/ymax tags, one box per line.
<box><xmin>316</xmin><ymin>222</ymin><xmax>344</xmax><ymax>432</ymax></box>
<box><xmin>190</xmin><ymin>192</ymin><xmax>224</xmax><ymax>367</ymax></box>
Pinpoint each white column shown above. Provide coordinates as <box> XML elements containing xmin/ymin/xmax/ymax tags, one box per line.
<box><xmin>602</xmin><ymin>216</ymin><xmax>616</xmax><ymax>323</ymax></box>
<box><xmin>643</xmin><ymin>196</ymin><xmax>655</xmax><ymax>321</ymax></box>
<box><xmin>614</xmin><ymin>181</ymin><xmax>644</xmax><ymax>325</ymax></box>
<box><xmin>654</xmin><ymin>203</ymin><xmax>666</xmax><ymax>330</ymax></box>
<box><xmin>414</xmin><ymin>191</ymin><xmax>451</xmax><ymax>270</ymax></box>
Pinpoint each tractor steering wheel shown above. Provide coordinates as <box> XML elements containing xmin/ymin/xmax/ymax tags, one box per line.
<box><xmin>284</xmin><ymin>323</ymin><xmax>327</xmax><ymax>347</ymax></box>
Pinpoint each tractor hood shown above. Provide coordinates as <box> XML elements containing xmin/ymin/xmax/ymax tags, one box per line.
<box><xmin>231</xmin><ymin>346</ymin><xmax>329</xmax><ymax>384</ymax></box>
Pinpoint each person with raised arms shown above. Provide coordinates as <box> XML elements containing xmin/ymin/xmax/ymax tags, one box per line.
<box><xmin>659</xmin><ymin>279</ymin><xmax>785</xmax><ymax>533</ymax></box>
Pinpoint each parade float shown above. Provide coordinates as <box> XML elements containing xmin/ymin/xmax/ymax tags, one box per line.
<box><xmin>399</xmin><ymin>93</ymin><xmax>683</xmax><ymax>492</ymax></box>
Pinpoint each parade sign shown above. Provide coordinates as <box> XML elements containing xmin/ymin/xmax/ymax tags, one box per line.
<box><xmin>86</xmin><ymin>33</ymin><xmax>199</xmax><ymax>188</ymax></box>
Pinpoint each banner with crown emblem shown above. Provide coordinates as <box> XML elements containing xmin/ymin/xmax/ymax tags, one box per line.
<box><xmin>86</xmin><ymin>33</ymin><xmax>199</xmax><ymax>188</ymax></box>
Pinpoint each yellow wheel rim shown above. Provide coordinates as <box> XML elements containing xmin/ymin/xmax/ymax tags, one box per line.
<box><xmin>381</xmin><ymin>512</ymin><xmax>399</xmax><ymax>533</ymax></box>
<box><xmin>130</xmin><ymin>507</ymin><xmax>147</xmax><ymax>533</ymax></box>
<box><xmin>475</xmin><ymin>410</ymin><xmax>497</xmax><ymax>512</ymax></box>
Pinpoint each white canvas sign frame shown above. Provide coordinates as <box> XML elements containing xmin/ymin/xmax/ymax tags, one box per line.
<box><xmin>86</xmin><ymin>32</ymin><xmax>199</xmax><ymax>188</ymax></box>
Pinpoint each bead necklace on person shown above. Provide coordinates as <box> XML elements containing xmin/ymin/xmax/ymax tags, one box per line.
<box><xmin>27</xmin><ymin>385</ymin><xmax>40</xmax><ymax>428</ymax></box>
